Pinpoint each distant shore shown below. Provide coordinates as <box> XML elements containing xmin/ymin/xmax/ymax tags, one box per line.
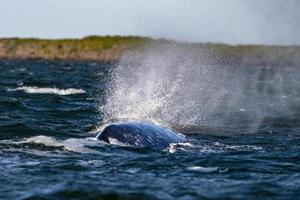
<box><xmin>0</xmin><ymin>36</ymin><xmax>299</xmax><ymax>65</ymax></box>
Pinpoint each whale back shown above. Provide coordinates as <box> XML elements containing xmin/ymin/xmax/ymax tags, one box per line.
<box><xmin>97</xmin><ymin>122</ymin><xmax>185</xmax><ymax>150</ymax></box>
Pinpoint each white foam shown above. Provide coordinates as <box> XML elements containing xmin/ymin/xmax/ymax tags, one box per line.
<box><xmin>187</xmin><ymin>166</ymin><xmax>219</xmax><ymax>173</ymax></box>
<box><xmin>166</xmin><ymin>141</ymin><xmax>263</xmax><ymax>154</ymax></box>
<box><xmin>63</xmin><ymin>138</ymin><xmax>98</xmax><ymax>153</ymax></box>
<box><xmin>167</xmin><ymin>142</ymin><xmax>194</xmax><ymax>153</ymax></box>
<box><xmin>124</xmin><ymin>168</ymin><xmax>140</xmax><ymax>174</ymax></box>
<box><xmin>18</xmin><ymin>135</ymin><xmax>98</xmax><ymax>153</ymax></box>
<box><xmin>212</xmin><ymin>141</ymin><xmax>263</xmax><ymax>151</ymax></box>
<box><xmin>8</xmin><ymin>86</ymin><xmax>85</xmax><ymax>95</ymax></box>
<box><xmin>24</xmin><ymin>135</ymin><xmax>62</xmax><ymax>147</ymax></box>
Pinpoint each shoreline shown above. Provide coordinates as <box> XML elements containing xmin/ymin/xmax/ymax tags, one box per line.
<box><xmin>0</xmin><ymin>36</ymin><xmax>299</xmax><ymax>65</ymax></box>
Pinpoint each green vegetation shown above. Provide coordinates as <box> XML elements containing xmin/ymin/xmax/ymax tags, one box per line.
<box><xmin>0</xmin><ymin>35</ymin><xmax>299</xmax><ymax>65</ymax></box>
<box><xmin>0</xmin><ymin>35</ymin><xmax>148</xmax><ymax>61</ymax></box>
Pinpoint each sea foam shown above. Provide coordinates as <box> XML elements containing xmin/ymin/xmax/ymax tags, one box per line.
<box><xmin>8</xmin><ymin>86</ymin><xmax>85</xmax><ymax>95</ymax></box>
<box><xmin>186</xmin><ymin>166</ymin><xmax>219</xmax><ymax>173</ymax></box>
<box><xmin>18</xmin><ymin>135</ymin><xmax>98</xmax><ymax>153</ymax></box>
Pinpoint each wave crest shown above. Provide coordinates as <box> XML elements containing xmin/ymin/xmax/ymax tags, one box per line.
<box><xmin>8</xmin><ymin>86</ymin><xmax>86</xmax><ymax>95</ymax></box>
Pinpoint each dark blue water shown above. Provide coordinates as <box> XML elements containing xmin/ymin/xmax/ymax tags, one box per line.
<box><xmin>1</xmin><ymin>59</ymin><xmax>300</xmax><ymax>200</ymax></box>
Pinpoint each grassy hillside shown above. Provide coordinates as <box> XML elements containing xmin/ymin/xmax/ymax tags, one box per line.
<box><xmin>0</xmin><ymin>35</ymin><xmax>299</xmax><ymax>65</ymax></box>
<box><xmin>0</xmin><ymin>36</ymin><xmax>148</xmax><ymax>61</ymax></box>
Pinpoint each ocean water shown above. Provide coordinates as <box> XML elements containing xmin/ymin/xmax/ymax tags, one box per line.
<box><xmin>0</xmin><ymin>59</ymin><xmax>300</xmax><ymax>200</ymax></box>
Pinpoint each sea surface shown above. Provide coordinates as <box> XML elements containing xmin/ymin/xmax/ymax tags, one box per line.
<box><xmin>0</xmin><ymin>59</ymin><xmax>300</xmax><ymax>200</ymax></box>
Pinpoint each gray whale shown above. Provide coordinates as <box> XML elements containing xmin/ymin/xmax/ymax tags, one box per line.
<box><xmin>96</xmin><ymin>122</ymin><xmax>185</xmax><ymax>150</ymax></box>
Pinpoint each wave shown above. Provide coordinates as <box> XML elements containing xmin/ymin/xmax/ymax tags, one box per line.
<box><xmin>18</xmin><ymin>135</ymin><xmax>99</xmax><ymax>153</ymax></box>
<box><xmin>8</xmin><ymin>86</ymin><xmax>86</xmax><ymax>95</ymax></box>
<box><xmin>186</xmin><ymin>166</ymin><xmax>220</xmax><ymax>173</ymax></box>
<box><xmin>166</xmin><ymin>141</ymin><xmax>263</xmax><ymax>154</ymax></box>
